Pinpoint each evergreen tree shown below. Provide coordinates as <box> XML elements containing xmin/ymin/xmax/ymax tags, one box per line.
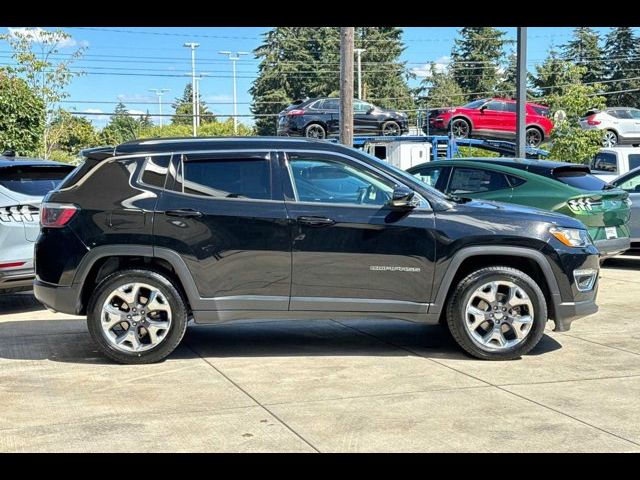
<box><xmin>418</xmin><ymin>63</ymin><xmax>465</xmax><ymax>108</ymax></box>
<box><xmin>250</xmin><ymin>27</ymin><xmax>413</xmax><ymax>135</ymax></box>
<box><xmin>450</xmin><ymin>27</ymin><xmax>508</xmax><ymax>99</ymax></box>
<box><xmin>532</xmin><ymin>47</ymin><xmax>569</xmax><ymax>98</ymax></box>
<box><xmin>101</xmin><ymin>102</ymin><xmax>141</xmax><ymax>144</ymax></box>
<box><xmin>171</xmin><ymin>83</ymin><xmax>215</xmax><ymax>125</ymax></box>
<box><xmin>603</xmin><ymin>27</ymin><xmax>640</xmax><ymax>107</ymax></box>
<box><xmin>561</xmin><ymin>27</ymin><xmax>604</xmax><ymax>86</ymax></box>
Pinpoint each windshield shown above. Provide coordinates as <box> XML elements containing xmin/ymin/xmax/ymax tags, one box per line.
<box><xmin>356</xmin><ymin>150</ymin><xmax>450</xmax><ymax>201</ymax></box>
<box><xmin>0</xmin><ymin>165</ymin><xmax>74</xmax><ymax>196</ymax></box>
<box><xmin>463</xmin><ymin>99</ymin><xmax>488</xmax><ymax>109</ymax></box>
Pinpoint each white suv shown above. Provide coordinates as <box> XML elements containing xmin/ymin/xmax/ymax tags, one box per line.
<box><xmin>588</xmin><ymin>147</ymin><xmax>640</xmax><ymax>183</ymax></box>
<box><xmin>0</xmin><ymin>153</ymin><xmax>73</xmax><ymax>293</ymax></box>
<box><xmin>580</xmin><ymin>108</ymin><xmax>640</xmax><ymax>147</ymax></box>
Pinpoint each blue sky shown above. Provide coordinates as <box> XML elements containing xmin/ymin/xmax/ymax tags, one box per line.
<box><xmin>0</xmin><ymin>26</ymin><xmax>632</xmax><ymax>128</ymax></box>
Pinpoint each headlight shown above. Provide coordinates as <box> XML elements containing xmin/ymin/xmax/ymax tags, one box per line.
<box><xmin>549</xmin><ymin>226</ymin><xmax>592</xmax><ymax>248</ymax></box>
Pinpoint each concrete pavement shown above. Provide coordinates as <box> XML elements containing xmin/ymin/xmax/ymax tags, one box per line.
<box><xmin>1</xmin><ymin>256</ymin><xmax>640</xmax><ymax>452</ymax></box>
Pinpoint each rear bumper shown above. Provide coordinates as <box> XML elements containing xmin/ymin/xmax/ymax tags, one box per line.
<box><xmin>0</xmin><ymin>266</ymin><xmax>35</xmax><ymax>292</ymax></box>
<box><xmin>33</xmin><ymin>279</ymin><xmax>81</xmax><ymax>314</ymax></box>
<box><xmin>595</xmin><ymin>237</ymin><xmax>631</xmax><ymax>258</ymax></box>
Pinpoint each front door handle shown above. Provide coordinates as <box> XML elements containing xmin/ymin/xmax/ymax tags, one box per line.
<box><xmin>297</xmin><ymin>216</ymin><xmax>335</xmax><ymax>227</ymax></box>
<box><xmin>165</xmin><ymin>208</ymin><xmax>203</xmax><ymax>218</ymax></box>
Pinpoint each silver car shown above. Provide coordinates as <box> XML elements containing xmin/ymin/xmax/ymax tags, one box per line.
<box><xmin>580</xmin><ymin>108</ymin><xmax>640</xmax><ymax>147</ymax></box>
<box><xmin>0</xmin><ymin>154</ymin><xmax>74</xmax><ymax>293</ymax></box>
<box><xmin>612</xmin><ymin>165</ymin><xmax>640</xmax><ymax>248</ymax></box>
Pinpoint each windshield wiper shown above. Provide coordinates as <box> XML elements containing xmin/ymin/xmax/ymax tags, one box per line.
<box><xmin>446</xmin><ymin>193</ymin><xmax>473</xmax><ymax>203</ymax></box>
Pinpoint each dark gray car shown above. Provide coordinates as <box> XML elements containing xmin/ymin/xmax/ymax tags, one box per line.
<box><xmin>612</xmin><ymin>165</ymin><xmax>640</xmax><ymax>248</ymax></box>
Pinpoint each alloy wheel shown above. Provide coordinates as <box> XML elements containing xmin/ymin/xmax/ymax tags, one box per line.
<box><xmin>382</xmin><ymin>122</ymin><xmax>400</xmax><ymax>136</ymax></box>
<box><xmin>100</xmin><ymin>282</ymin><xmax>172</xmax><ymax>353</ymax></box>
<box><xmin>603</xmin><ymin>131</ymin><xmax>618</xmax><ymax>147</ymax></box>
<box><xmin>526</xmin><ymin>129</ymin><xmax>542</xmax><ymax>147</ymax></box>
<box><xmin>305</xmin><ymin>125</ymin><xmax>326</xmax><ymax>139</ymax></box>
<box><xmin>463</xmin><ymin>280</ymin><xmax>534</xmax><ymax>352</ymax></box>
<box><xmin>451</xmin><ymin>119</ymin><xmax>469</xmax><ymax>138</ymax></box>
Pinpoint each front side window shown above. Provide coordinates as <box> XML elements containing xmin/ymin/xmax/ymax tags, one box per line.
<box><xmin>323</xmin><ymin>99</ymin><xmax>339</xmax><ymax>110</ymax></box>
<box><xmin>628</xmin><ymin>109</ymin><xmax>640</xmax><ymax>119</ymax></box>
<box><xmin>504</xmin><ymin>102</ymin><xmax>516</xmax><ymax>113</ymax></box>
<box><xmin>179</xmin><ymin>156</ymin><xmax>271</xmax><ymax>200</ymax></box>
<box><xmin>287</xmin><ymin>156</ymin><xmax>394</xmax><ymax>206</ymax></box>
<box><xmin>354</xmin><ymin>100</ymin><xmax>373</xmax><ymax>113</ymax></box>
<box><xmin>464</xmin><ymin>99</ymin><xmax>488</xmax><ymax>109</ymax></box>
<box><xmin>591</xmin><ymin>152</ymin><xmax>618</xmax><ymax>173</ymax></box>
<box><xmin>484</xmin><ymin>101</ymin><xmax>505</xmax><ymax>112</ymax></box>
<box><xmin>448</xmin><ymin>167</ymin><xmax>510</xmax><ymax>194</ymax></box>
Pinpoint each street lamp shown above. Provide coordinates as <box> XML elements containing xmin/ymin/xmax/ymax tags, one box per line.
<box><xmin>183</xmin><ymin>42</ymin><xmax>200</xmax><ymax>137</ymax></box>
<box><xmin>219</xmin><ymin>51</ymin><xmax>248</xmax><ymax>134</ymax></box>
<box><xmin>354</xmin><ymin>48</ymin><xmax>366</xmax><ymax>100</ymax></box>
<box><xmin>148</xmin><ymin>88</ymin><xmax>170</xmax><ymax>128</ymax></box>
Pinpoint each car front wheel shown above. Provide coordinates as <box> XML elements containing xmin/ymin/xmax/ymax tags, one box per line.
<box><xmin>381</xmin><ymin>120</ymin><xmax>401</xmax><ymax>136</ymax></box>
<box><xmin>446</xmin><ymin>266</ymin><xmax>547</xmax><ymax>360</ymax></box>
<box><xmin>450</xmin><ymin>118</ymin><xmax>470</xmax><ymax>139</ymax></box>
<box><xmin>87</xmin><ymin>269</ymin><xmax>188</xmax><ymax>364</ymax></box>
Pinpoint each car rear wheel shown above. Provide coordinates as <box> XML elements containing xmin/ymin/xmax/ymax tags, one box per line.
<box><xmin>304</xmin><ymin>123</ymin><xmax>326</xmax><ymax>139</ymax></box>
<box><xmin>446</xmin><ymin>266</ymin><xmax>547</xmax><ymax>360</ymax></box>
<box><xmin>603</xmin><ymin>130</ymin><xmax>618</xmax><ymax>148</ymax></box>
<box><xmin>87</xmin><ymin>269</ymin><xmax>188</xmax><ymax>364</ymax></box>
<box><xmin>381</xmin><ymin>120</ymin><xmax>401</xmax><ymax>136</ymax></box>
<box><xmin>450</xmin><ymin>118</ymin><xmax>470</xmax><ymax>139</ymax></box>
<box><xmin>526</xmin><ymin>127</ymin><xmax>543</xmax><ymax>147</ymax></box>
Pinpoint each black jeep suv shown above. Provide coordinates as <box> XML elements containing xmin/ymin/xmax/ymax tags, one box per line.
<box><xmin>34</xmin><ymin>137</ymin><xmax>599</xmax><ymax>364</ymax></box>
<box><xmin>277</xmin><ymin>98</ymin><xmax>409</xmax><ymax>138</ymax></box>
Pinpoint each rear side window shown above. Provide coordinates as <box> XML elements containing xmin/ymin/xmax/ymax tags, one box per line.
<box><xmin>506</xmin><ymin>175</ymin><xmax>527</xmax><ymax>187</ymax></box>
<box><xmin>180</xmin><ymin>157</ymin><xmax>272</xmax><ymax>200</ymax></box>
<box><xmin>591</xmin><ymin>152</ymin><xmax>618</xmax><ymax>173</ymax></box>
<box><xmin>323</xmin><ymin>99</ymin><xmax>339</xmax><ymax>110</ymax></box>
<box><xmin>504</xmin><ymin>102</ymin><xmax>516</xmax><ymax>113</ymax></box>
<box><xmin>448</xmin><ymin>167</ymin><xmax>510</xmax><ymax>194</ymax></box>
<box><xmin>553</xmin><ymin>170</ymin><xmax>608</xmax><ymax>191</ymax></box>
<box><xmin>0</xmin><ymin>165</ymin><xmax>74</xmax><ymax>196</ymax></box>
<box><xmin>628</xmin><ymin>154</ymin><xmax>640</xmax><ymax>171</ymax></box>
<box><xmin>532</xmin><ymin>105</ymin><xmax>550</xmax><ymax>117</ymax></box>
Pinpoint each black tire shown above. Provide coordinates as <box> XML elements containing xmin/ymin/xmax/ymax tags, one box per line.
<box><xmin>446</xmin><ymin>266</ymin><xmax>547</xmax><ymax>360</ymax></box>
<box><xmin>87</xmin><ymin>269</ymin><xmax>188</xmax><ymax>365</ymax></box>
<box><xmin>381</xmin><ymin>120</ymin><xmax>401</xmax><ymax>136</ymax></box>
<box><xmin>450</xmin><ymin>118</ymin><xmax>470</xmax><ymax>139</ymax></box>
<box><xmin>526</xmin><ymin>127</ymin><xmax>544</xmax><ymax>147</ymax></box>
<box><xmin>304</xmin><ymin>123</ymin><xmax>326</xmax><ymax>139</ymax></box>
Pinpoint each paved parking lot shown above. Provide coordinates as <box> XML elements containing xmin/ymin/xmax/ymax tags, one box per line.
<box><xmin>1</xmin><ymin>257</ymin><xmax>640</xmax><ymax>452</ymax></box>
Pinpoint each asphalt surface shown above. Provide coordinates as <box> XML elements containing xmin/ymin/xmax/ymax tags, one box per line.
<box><xmin>1</xmin><ymin>256</ymin><xmax>640</xmax><ymax>452</ymax></box>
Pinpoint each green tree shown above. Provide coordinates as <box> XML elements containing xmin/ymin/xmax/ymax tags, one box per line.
<box><xmin>171</xmin><ymin>83</ymin><xmax>215</xmax><ymax>125</ymax></box>
<box><xmin>418</xmin><ymin>63</ymin><xmax>465</xmax><ymax>108</ymax></box>
<box><xmin>603</xmin><ymin>27</ymin><xmax>640</xmax><ymax>107</ymax></box>
<box><xmin>0</xmin><ymin>69</ymin><xmax>45</xmax><ymax>155</ymax></box>
<box><xmin>101</xmin><ymin>102</ymin><xmax>142</xmax><ymax>144</ymax></box>
<box><xmin>562</xmin><ymin>27</ymin><xmax>604</xmax><ymax>86</ymax></box>
<box><xmin>250</xmin><ymin>27</ymin><xmax>413</xmax><ymax>135</ymax></box>
<box><xmin>546</xmin><ymin>65</ymin><xmax>606</xmax><ymax>163</ymax></box>
<box><xmin>532</xmin><ymin>47</ymin><xmax>570</xmax><ymax>98</ymax></box>
<box><xmin>48</xmin><ymin>110</ymin><xmax>100</xmax><ymax>160</ymax></box>
<box><xmin>138</xmin><ymin>118</ymin><xmax>253</xmax><ymax>139</ymax></box>
<box><xmin>0</xmin><ymin>28</ymin><xmax>86</xmax><ymax>158</ymax></box>
<box><xmin>450</xmin><ymin>27</ymin><xmax>508</xmax><ymax>99</ymax></box>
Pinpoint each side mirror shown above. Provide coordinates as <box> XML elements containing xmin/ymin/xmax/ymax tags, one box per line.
<box><xmin>389</xmin><ymin>185</ymin><xmax>418</xmax><ymax>209</ymax></box>
<box><xmin>479</xmin><ymin>105</ymin><xmax>487</xmax><ymax>113</ymax></box>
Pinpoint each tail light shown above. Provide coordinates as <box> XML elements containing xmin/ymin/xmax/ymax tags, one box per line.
<box><xmin>0</xmin><ymin>261</ymin><xmax>26</xmax><ymax>269</ymax></box>
<box><xmin>567</xmin><ymin>198</ymin><xmax>602</xmax><ymax>212</ymax></box>
<box><xmin>40</xmin><ymin>203</ymin><xmax>78</xmax><ymax>228</ymax></box>
<box><xmin>585</xmin><ymin>114</ymin><xmax>601</xmax><ymax>126</ymax></box>
<box><xmin>0</xmin><ymin>205</ymin><xmax>39</xmax><ymax>222</ymax></box>
<box><xmin>286</xmin><ymin>109</ymin><xmax>305</xmax><ymax>116</ymax></box>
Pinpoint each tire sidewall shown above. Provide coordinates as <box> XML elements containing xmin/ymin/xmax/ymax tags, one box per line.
<box><xmin>451</xmin><ymin>118</ymin><xmax>470</xmax><ymax>138</ymax></box>
<box><xmin>304</xmin><ymin>123</ymin><xmax>326</xmax><ymax>139</ymax></box>
<box><xmin>526</xmin><ymin>127</ymin><xmax>543</xmax><ymax>147</ymax></box>
<box><xmin>448</xmin><ymin>268</ymin><xmax>547</xmax><ymax>360</ymax></box>
<box><xmin>87</xmin><ymin>269</ymin><xmax>188</xmax><ymax>364</ymax></box>
<box><xmin>382</xmin><ymin>120</ymin><xmax>400</xmax><ymax>136</ymax></box>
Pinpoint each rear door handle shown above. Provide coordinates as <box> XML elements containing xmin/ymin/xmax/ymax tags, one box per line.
<box><xmin>297</xmin><ymin>216</ymin><xmax>335</xmax><ymax>227</ymax></box>
<box><xmin>165</xmin><ymin>209</ymin><xmax>203</xmax><ymax>218</ymax></box>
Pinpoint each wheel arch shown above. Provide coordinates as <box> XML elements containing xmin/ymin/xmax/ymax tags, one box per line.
<box><xmin>430</xmin><ymin>246</ymin><xmax>561</xmax><ymax>322</ymax></box>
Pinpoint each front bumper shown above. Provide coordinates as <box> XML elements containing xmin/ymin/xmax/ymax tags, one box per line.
<box><xmin>33</xmin><ymin>279</ymin><xmax>81</xmax><ymax>314</ymax></box>
<box><xmin>595</xmin><ymin>237</ymin><xmax>630</xmax><ymax>259</ymax></box>
<box><xmin>553</xmin><ymin>298</ymin><xmax>599</xmax><ymax>332</ymax></box>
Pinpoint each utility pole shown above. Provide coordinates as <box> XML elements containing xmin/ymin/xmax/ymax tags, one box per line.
<box><xmin>340</xmin><ymin>27</ymin><xmax>354</xmax><ymax>147</ymax></box>
<box><xmin>184</xmin><ymin>42</ymin><xmax>200</xmax><ymax>137</ymax></box>
<box><xmin>354</xmin><ymin>48</ymin><xmax>366</xmax><ymax>100</ymax></box>
<box><xmin>219</xmin><ymin>51</ymin><xmax>248</xmax><ymax>134</ymax></box>
<box><xmin>148</xmin><ymin>88</ymin><xmax>170</xmax><ymax>128</ymax></box>
<box><xmin>515</xmin><ymin>27</ymin><xmax>527</xmax><ymax>158</ymax></box>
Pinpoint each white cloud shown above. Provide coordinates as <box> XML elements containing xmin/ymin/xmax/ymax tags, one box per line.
<box><xmin>7</xmin><ymin>27</ymin><xmax>87</xmax><ymax>48</ymax></box>
<box><xmin>411</xmin><ymin>56</ymin><xmax>451</xmax><ymax>78</ymax></box>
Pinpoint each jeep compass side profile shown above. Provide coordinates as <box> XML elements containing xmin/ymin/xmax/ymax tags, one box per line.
<box><xmin>34</xmin><ymin>138</ymin><xmax>599</xmax><ymax>364</ymax></box>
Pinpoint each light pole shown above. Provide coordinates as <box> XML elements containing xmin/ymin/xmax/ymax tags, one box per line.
<box><xmin>183</xmin><ymin>42</ymin><xmax>200</xmax><ymax>137</ymax></box>
<box><xmin>354</xmin><ymin>48</ymin><xmax>366</xmax><ymax>100</ymax></box>
<box><xmin>219</xmin><ymin>51</ymin><xmax>248</xmax><ymax>134</ymax></box>
<box><xmin>148</xmin><ymin>88</ymin><xmax>170</xmax><ymax>128</ymax></box>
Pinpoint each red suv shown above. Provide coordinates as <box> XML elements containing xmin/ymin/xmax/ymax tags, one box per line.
<box><xmin>423</xmin><ymin>98</ymin><xmax>554</xmax><ymax>147</ymax></box>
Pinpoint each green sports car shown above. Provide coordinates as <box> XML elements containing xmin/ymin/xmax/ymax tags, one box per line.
<box><xmin>407</xmin><ymin>158</ymin><xmax>631</xmax><ymax>258</ymax></box>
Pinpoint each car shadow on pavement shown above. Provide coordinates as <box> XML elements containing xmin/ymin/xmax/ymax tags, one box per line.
<box><xmin>0</xmin><ymin>318</ymin><xmax>563</xmax><ymax>364</ymax></box>
<box><xmin>602</xmin><ymin>254</ymin><xmax>640</xmax><ymax>270</ymax></box>
<box><xmin>0</xmin><ymin>291</ymin><xmax>43</xmax><ymax>315</ymax></box>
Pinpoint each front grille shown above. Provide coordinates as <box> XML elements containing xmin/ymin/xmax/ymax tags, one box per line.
<box><xmin>0</xmin><ymin>205</ymin><xmax>40</xmax><ymax>222</ymax></box>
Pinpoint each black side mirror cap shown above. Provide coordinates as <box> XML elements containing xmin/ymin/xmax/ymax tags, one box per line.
<box><xmin>389</xmin><ymin>185</ymin><xmax>419</xmax><ymax>209</ymax></box>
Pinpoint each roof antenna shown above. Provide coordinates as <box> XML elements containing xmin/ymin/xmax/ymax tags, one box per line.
<box><xmin>2</xmin><ymin>149</ymin><xmax>16</xmax><ymax>157</ymax></box>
